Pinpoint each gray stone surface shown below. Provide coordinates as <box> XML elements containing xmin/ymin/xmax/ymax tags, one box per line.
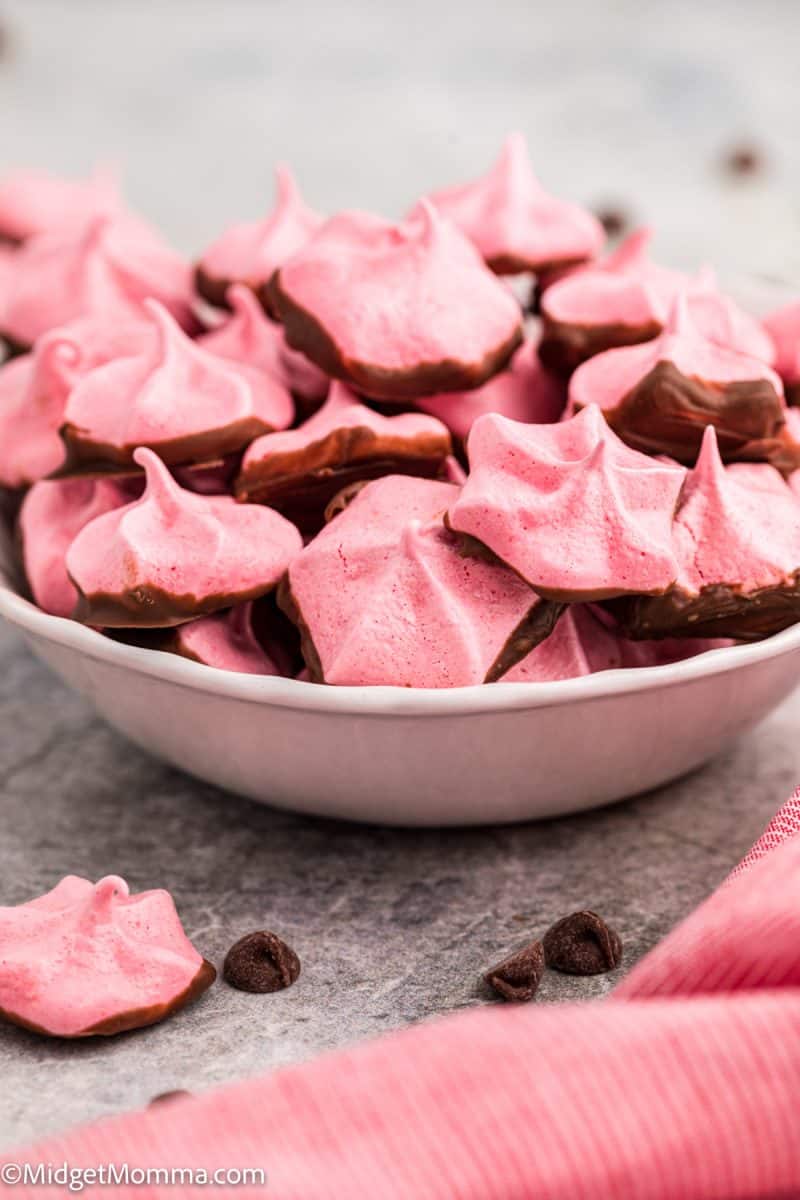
<box><xmin>1</xmin><ymin>0</ymin><xmax>800</xmax><ymax>1154</ymax></box>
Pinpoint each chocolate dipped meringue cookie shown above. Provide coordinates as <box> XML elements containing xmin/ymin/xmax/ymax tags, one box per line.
<box><xmin>0</xmin><ymin>165</ymin><xmax>122</xmax><ymax>245</ymax></box>
<box><xmin>568</xmin><ymin>294</ymin><xmax>788</xmax><ymax>466</ymax></box>
<box><xmin>236</xmin><ymin>381</ymin><xmax>452</xmax><ymax>530</ymax></box>
<box><xmin>426</xmin><ymin>132</ymin><xmax>605</xmax><ymax>276</ymax></box>
<box><xmin>266</xmin><ymin>200</ymin><xmax>523</xmax><ymax>402</ymax></box>
<box><xmin>19</xmin><ymin>477</ymin><xmax>132</xmax><ymax>617</ymax></box>
<box><xmin>0</xmin><ymin>875</ymin><xmax>215</xmax><ymax>1038</ymax></box>
<box><xmin>67</xmin><ymin>447</ymin><xmax>302</xmax><ymax>627</ymax></box>
<box><xmin>162</xmin><ymin>599</ymin><xmax>297</xmax><ymax>676</ymax></box>
<box><xmin>615</xmin><ymin>426</ymin><xmax>800</xmax><ymax>641</ymax></box>
<box><xmin>446</xmin><ymin>404</ymin><xmax>685</xmax><ymax>601</ymax></box>
<box><xmin>59</xmin><ymin>299</ymin><xmax>293</xmax><ymax>475</ymax></box>
<box><xmin>0</xmin><ymin>213</ymin><xmax>194</xmax><ymax>351</ymax></box>
<box><xmin>279</xmin><ymin>474</ymin><xmax>563</xmax><ymax>687</ymax></box>
<box><xmin>199</xmin><ymin>283</ymin><xmax>328</xmax><ymax>409</ymax></box>
<box><xmin>416</xmin><ymin>336</ymin><xmax>566</xmax><ymax>448</ymax></box>
<box><xmin>762</xmin><ymin>299</ymin><xmax>800</xmax><ymax>406</ymax></box>
<box><xmin>195</xmin><ymin>165</ymin><xmax>323</xmax><ymax>311</ymax></box>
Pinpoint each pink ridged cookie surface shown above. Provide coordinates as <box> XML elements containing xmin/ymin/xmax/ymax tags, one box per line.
<box><xmin>0</xmin><ymin>875</ymin><xmax>214</xmax><ymax>1038</ymax></box>
<box><xmin>67</xmin><ymin>447</ymin><xmax>303</xmax><ymax>627</ymax></box>
<box><xmin>199</xmin><ymin>283</ymin><xmax>328</xmax><ymax>403</ymax></box>
<box><xmin>61</xmin><ymin>300</ymin><xmax>293</xmax><ymax>472</ymax></box>
<box><xmin>20</xmin><ymin>477</ymin><xmax>131</xmax><ymax>617</ymax></box>
<box><xmin>447</xmin><ymin>404</ymin><xmax>685</xmax><ymax>600</ymax></box>
<box><xmin>197</xmin><ymin>165</ymin><xmax>323</xmax><ymax>300</ymax></box>
<box><xmin>283</xmin><ymin>475</ymin><xmax>558</xmax><ymax>687</ymax></box>
<box><xmin>0</xmin><ymin>213</ymin><xmax>194</xmax><ymax>347</ymax></box>
<box><xmin>417</xmin><ymin>338</ymin><xmax>566</xmax><ymax>441</ymax></box>
<box><xmin>426</xmin><ymin>132</ymin><xmax>604</xmax><ymax>274</ymax></box>
<box><xmin>0</xmin><ymin>165</ymin><xmax>123</xmax><ymax>243</ymax></box>
<box><xmin>268</xmin><ymin>200</ymin><xmax>523</xmax><ymax>401</ymax></box>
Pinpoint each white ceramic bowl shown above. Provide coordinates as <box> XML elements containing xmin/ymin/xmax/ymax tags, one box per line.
<box><xmin>3</xmin><ymin>520</ymin><xmax>800</xmax><ymax>824</ymax></box>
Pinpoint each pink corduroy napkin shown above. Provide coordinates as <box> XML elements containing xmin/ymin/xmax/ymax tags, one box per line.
<box><xmin>5</xmin><ymin>790</ymin><xmax>800</xmax><ymax>1199</ymax></box>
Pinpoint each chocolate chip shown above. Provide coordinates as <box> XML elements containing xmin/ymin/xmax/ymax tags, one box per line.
<box><xmin>223</xmin><ymin>931</ymin><xmax>301</xmax><ymax>993</ymax></box>
<box><xmin>484</xmin><ymin>939</ymin><xmax>544</xmax><ymax>1001</ymax></box>
<box><xmin>594</xmin><ymin>206</ymin><xmax>630</xmax><ymax>238</ymax></box>
<box><xmin>543</xmin><ymin>910</ymin><xmax>622</xmax><ymax>975</ymax></box>
<box><xmin>148</xmin><ymin>1090</ymin><xmax>192</xmax><ymax>1107</ymax></box>
<box><xmin>723</xmin><ymin>143</ymin><xmax>763</xmax><ymax>176</ymax></box>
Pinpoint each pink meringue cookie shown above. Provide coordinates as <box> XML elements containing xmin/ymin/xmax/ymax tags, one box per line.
<box><xmin>0</xmin><ymin>213</ymin><xmax>195</xmax><ymax>349</ymax></box>
<box><xmin>0</xmin><ymin>165</ymin><xmax>123</xmax><ymax>245</ymax></box>
<box><xmin>0</xmin><ymin>875</ymin><xmax>215</xmax><ymax>1038</ymax></box>
<box><xmin>267</xmin><ymin>200</ymin><xmax>524</xmax><ymax>402</ymax></box>
<box><xmin>686</xmin><ymin>269</ymin><xmax>775</xmax><ymax>364</ymax></box>
<box><xmin>762</xmin><ymin>299</ymin><xmax>800</xmax><ymax>404</ymax></box>
<box><xmin>280</xmin><ymin>474</ymin><xmax>562</xmax><ymax>687</ymax></box>
<box><xmin>0</xmin><ymin>313</ymin><xmax>155</xmax><ymax>488</ymax></box>
<box><xmin>236</xmin><ymin>381</ymin><xmax>452</xmax><ymax>528</ymax></box>
<box><xmin>505</xmin><ymin>604</ymin><xmax>733</xmax><ymax>681</ymax></box>
<box><xmin>447</xmin><ymin>404</ymin><xmax>686</xmax><ymax>601</ymax></box>
<box><xmin>539</xmin><ymin>228</ymin><xmax>688</xmax><ymax>371</ymax></box>
<box><xmin>618</xmin><ymin>426</ymin><xmax>800</xmax><ymax>640</ymax></box>
<box><xmin>199</xmin><ymin>283</ymin><xmax>328</xmax><ymax>405</ymax></box>
<box><xmin>19</xmin><ymin>477</ymin><xmax>131</xmax><ymax>617</ymax></box>
<box><xmin>196</xmin><ymin>165</ymin><xmax>323</xmax><ymax>310</ymax></box>
<box><xmin>60</xmin><ymin>299</ymin><xmax>293</xmax><ymax>475</ymax></box>
<box><xmin>166</xmin><ymin>601</ymin><xmax>290</xmax><ymax>675</ymax></box>
<box><xmin>416</xmin><ymin>337</ymin><xmax>566</xmax><ymax>444</ymax></box>
<box><xmin>67</xmin><ymin>447</ymin><xmax>303</xmax><ymax>627</ymax></box>
<box><xmin>568</xmin><ymin>294</ymin><xmax>787</xmax><ymax>466</ymax></box>
<box><xmin>426</xmin><ymin>132</ymin><xmax>605</xmax><ymax>275</ymax></box>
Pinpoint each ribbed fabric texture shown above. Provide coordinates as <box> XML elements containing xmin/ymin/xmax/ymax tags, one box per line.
<box><xmin>5</xmin><ymin>789</ymin><xmax>800</xmax><ymax>1199</ymax></box>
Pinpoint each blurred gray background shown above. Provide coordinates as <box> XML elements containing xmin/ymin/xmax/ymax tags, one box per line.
<box><xmin>1</xmin><ymin>0</ymin><xmax>800</xmax><ymax>1153</ymax></box>
<box><xmin>1</xmin><ymin>0</ymin><xmax>799</xmax><ymax>280</ymax></box>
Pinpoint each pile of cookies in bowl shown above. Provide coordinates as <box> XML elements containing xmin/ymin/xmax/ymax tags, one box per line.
<box><xmin>3</xmin><ymin>133</ymin><xmax>800</xmax><ymax>691</ymax></box>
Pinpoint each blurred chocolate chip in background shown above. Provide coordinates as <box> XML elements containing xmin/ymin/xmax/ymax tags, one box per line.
<box><xmin>722</xmin><ymin>142</ymin><xmax>765</xmax><ymax>177</ymax></box>
<box><xmin>594</xmin><ymin>205</ymin><xmax>631</xmax><ymax>238</ymax></box>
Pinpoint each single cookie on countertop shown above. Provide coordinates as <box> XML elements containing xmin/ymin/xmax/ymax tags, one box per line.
<box><xmin>0</xmin><ymin>875</ymin><xmax>215</xmax><ymax>1038</ymax></box>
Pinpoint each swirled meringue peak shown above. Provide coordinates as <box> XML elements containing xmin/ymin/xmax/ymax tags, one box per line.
<box><xmin>237</xmin><ymin>381</ymin><xmax>452</xmax><ymax>530</ymax></box>
<box><xmin>20</xmin><ymin>477</ymin><xmax>131</xmax><ymax>617</ymax></box>
<box><xmin>196</xmin><ymin>165</ymin><xmax>324</xmax><ymax>309</ymax></box>
<box><xmin>426</xmin><ymin>132</ymin><xmax>605</xmax><ymax>275</ymax></box>
<box><xmin>166</xmin><ymin>601</ymin><xmax>291</xmax><ymax>676</ymax></box>
<box><xmin>267</xmin><ymin>200</ymin><xmax>524</xmax><ymax>402</ymax></box>
<box><xmin>280</xmin><ymin>474</ymin><xmax>562</xmax><ymax>687</ymax></box>
<box><xmin>616</xmin><ymin>426</ymin><xmax>800</xmax><ymax>640</ymax></box>
<box><xmin>67</xmin><ymin>447</ymin><xmax>302</xmax><ymax>627</ymax></box>
<box><xmin>60</xmin><ymin>299</ymin><xmax>293</xmax><ymax>475</ymax></box>
<box><xmin>447</xmin><ymin>404</ymin><xmax>685</xmax><ymax>601</ymax></box>
<box><xmin>762</xmin><ymin>299</ymin><xmax>800</xmax><ymax>404</ymax></box>
<box><xmin>416</xmin><ymin>337</ymin><xmax>566</xmax><ymax>444</ymax></box>
<box><xmin>539</xmin><ymin>228</ymin><xmax>688</xmax><ymax>371</ymax></box>
<box><xmin>0</xmin><ymin>165</ymin><xmax>123</xmax><ymax>245</ymax></box>
<box><xmin>0</xmin><ymin>875</ymin><xmax>216</xmax><ymax>1038</ymax></box>
<box><xmin>199</xmin><ymin>283</ymin><xmax>326</xmax><ymax>404</ymax></box>
<box><xmin>0</xmin><ymin>213</ymin><xmax>195</xmax><ymax>349</ymax></box>
<box><xmin>568</xmin><ymin>293</ymin><xmax>787</xmax><ymax>465</ymax></box>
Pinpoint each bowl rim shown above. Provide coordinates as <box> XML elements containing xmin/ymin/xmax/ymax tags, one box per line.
<box><xmin>4</xmin><ymin>576</ymin><xmax>800</xmax><ymax>717</ymax></box>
